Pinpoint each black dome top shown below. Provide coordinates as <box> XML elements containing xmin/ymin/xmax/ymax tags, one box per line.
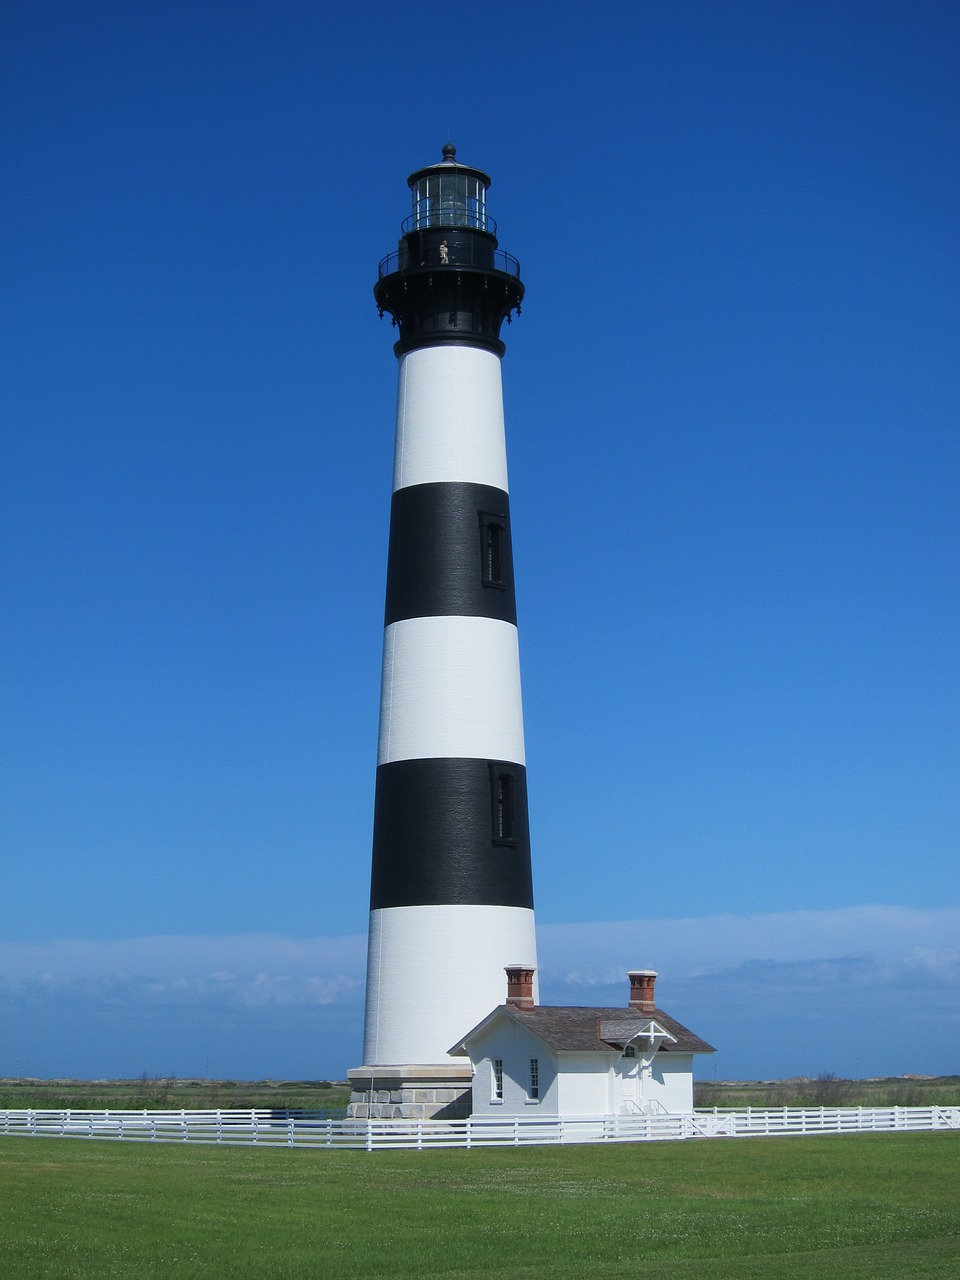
<box><xmin>407</xmin><ymin>143</ymin><xmax>491</xmax><ymax>191</ymax></box>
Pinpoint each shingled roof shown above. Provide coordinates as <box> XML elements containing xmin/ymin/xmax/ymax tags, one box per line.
<box><xmin>451</xmin><ymin>1004</ymin><xmax>715</xmax><ymax>1056</ymax></box>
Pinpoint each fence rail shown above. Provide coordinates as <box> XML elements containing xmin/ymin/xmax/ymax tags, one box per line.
<box><xmin>2</xmin><ymin>1105</ymin><xmax>958</xmax><ymax>1151</ymax></box>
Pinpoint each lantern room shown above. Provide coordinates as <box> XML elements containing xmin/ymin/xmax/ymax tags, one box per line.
<box><xmin>375</xmin><ymin>143</ymin><xmax>523</xmax><ymax>357</ymax></box>
<box><xmin>404</xmin><ymin>143</ymin><xmax>493</xmax><ymax>235</ymax></box>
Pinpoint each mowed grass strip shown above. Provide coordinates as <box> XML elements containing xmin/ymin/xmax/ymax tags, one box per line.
<box><xmin>0</xmin><ymin>1132</ymin><xmax>957</xmax><ymax>1278</ymax></box>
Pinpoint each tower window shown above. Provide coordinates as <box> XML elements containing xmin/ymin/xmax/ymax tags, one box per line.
<box><xmin>478</xmin><ymin>512</ymin><xmax>506</xmax><ymax>588</ymax></box>
<box><xmin>490</xmin><ymin>768</ymin><xmax>516</xmax><ymax>845</ymax></box>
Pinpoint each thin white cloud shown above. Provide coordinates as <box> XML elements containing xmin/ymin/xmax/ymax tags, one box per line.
<box><xmin>2</xmin><ymin>908</ymin><xmax>957</xmax><ymax>1078</ymax></box>
<box><xmin>1</xmin><ymin>906</ymin><xmax>956</xmax><ymax>1008</ymax></box>
<box><xmin>0</xmin><ymin>932</ymin><xmax>366</xmax><ymax>981</ymax></box>
<box><xmin>0</xmin><ymin>933</ymin><xmax>367</xmax><ymax>1011</ymax></box>
<box><xmin>537</xmin><ymin>905</ymin><xmax>960</xmax><ymax>990</ymax></box>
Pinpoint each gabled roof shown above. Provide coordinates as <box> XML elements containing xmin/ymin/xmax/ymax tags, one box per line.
<box><xmin>450</xmin><ymin>1004</ymin><xmax>715</xmax><ymax>1057</ymax></box>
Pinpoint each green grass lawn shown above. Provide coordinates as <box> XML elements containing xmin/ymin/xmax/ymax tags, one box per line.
<box><xmin>0</xmin><ymin>1132</ymin><xmax>957</xmax><ymax>1278</ymax></box>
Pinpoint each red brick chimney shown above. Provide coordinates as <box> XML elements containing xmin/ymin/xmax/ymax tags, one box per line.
<box><xmin>505</xmin><ymin>965</ymin><xmax>536</xmax><ymax>1009</ymax></box>
<box><xmin>628</xmin><ymin>970</ymin><xmax>657</xmax><ymax>1013</ymax></box>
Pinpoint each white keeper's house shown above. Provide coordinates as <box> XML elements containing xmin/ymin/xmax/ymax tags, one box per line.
<box><xmin>450</xmin><ymin>968</ymin><xmax>715</xmax><ymax>1118</ymax></box>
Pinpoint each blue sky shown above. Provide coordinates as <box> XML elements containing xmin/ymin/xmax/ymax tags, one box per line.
<box><xmin>2</xmin><ymin>0</ymin><xmax>957</xmax><ymax>1082</ymax></box>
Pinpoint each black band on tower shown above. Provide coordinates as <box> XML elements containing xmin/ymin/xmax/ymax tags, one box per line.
<box><xmin>384</xmin><ymin>483</ymin><xmax>516</xmax><ymax>626</ymax></box>
<box><xmin>371</xmin><ymin>757</ymin><xmax>533</xmax><ymax>910</ymax></box>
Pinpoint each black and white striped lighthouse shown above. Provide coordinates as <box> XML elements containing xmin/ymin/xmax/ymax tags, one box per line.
<box><xmin>347</xmin><ymin>145</ymin><xmax>537</xmax><ymax>1119</ymax></box>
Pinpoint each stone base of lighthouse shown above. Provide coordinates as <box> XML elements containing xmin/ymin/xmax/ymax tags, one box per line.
<box><xmin>346</xmin><ymin>1063</ymin><xmax>474</xmax><ymax>1120</ymax></box>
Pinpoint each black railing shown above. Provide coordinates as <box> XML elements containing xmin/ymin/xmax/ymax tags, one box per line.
<box><xmin>402</xmin><ymin>211</ymin><xmax>498</xmax><ymax>236</ymax></box>
<box><xmin>378</xmin><ymin>246</ymin><xmax>521</xmax><ymax>279</ymax></box>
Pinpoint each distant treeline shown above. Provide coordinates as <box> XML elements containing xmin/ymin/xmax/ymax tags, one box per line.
<box><xmin>694</xmin><ymin>1074</ymin><xmax>960</xmax><ymax>1109</ymax></box>
<box><xmin>0</xmin><ymin>1076</ymin><xmax>351</xmax><ymax>1112</ymax></box>
<box><xmin>2</xmin><ymin>1073</ymin><xmax>957</xmax><ymax>1113</ymax></box>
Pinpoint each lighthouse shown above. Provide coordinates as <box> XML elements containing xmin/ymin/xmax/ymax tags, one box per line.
<box><xmin>347</xmin><ymin>145</ymin><xmax>537</xmax><ymax>1119</ymax></box>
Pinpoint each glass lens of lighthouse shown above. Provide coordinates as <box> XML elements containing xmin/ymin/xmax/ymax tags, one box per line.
<box><xmin>412</xmin><ymin>175</ymin><xmax>486</xmax><ymax>231</ymax></box>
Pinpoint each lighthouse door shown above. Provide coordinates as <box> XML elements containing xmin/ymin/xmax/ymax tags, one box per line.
<box><xmin>619</xmin><ymin>1045</ymin><xmax>641</xmax><ymax>1113</ymax></box>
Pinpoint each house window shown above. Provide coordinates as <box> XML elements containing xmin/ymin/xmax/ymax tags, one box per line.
<box><xmin>529</xmin><ymin>1058</ymin><xmax>539</xmax><ymax>1100</ymax></box>
<box><xmin>493</xmin><ymin>1058</ymin><xmax>503</xmax><ymax>1101</ymax></box>
<box><xmin>623</xmin><ymin>1045</ymin><xmax>637</xmax><ymax>1059</ymax></box>
<box><xmin>479</xmin><ymin>512</ymin><xmax>506</xmax><ymax>588</ymax></box>
<box><xmin>491</xmin><ymin>769</ymin><xmax>516</xmax><ymax>845</ymax></box>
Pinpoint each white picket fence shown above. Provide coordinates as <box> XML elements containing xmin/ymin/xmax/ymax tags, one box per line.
<box><xmin>1</xmin><ymin>1105</ymin><xmax>958</xmax><ymax>1150</ymax></box>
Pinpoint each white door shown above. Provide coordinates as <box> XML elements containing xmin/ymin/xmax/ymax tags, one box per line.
<box><xmin>618</xmin><ymin>1047</ymin><xmax>641</xmax><ymax>1113</ymax></box>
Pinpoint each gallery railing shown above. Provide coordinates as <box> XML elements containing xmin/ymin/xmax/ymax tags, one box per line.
<box><xmin>378</xmin><ymin>246</ymin><xmax>521</xmax><ymax>279</ymax></box>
